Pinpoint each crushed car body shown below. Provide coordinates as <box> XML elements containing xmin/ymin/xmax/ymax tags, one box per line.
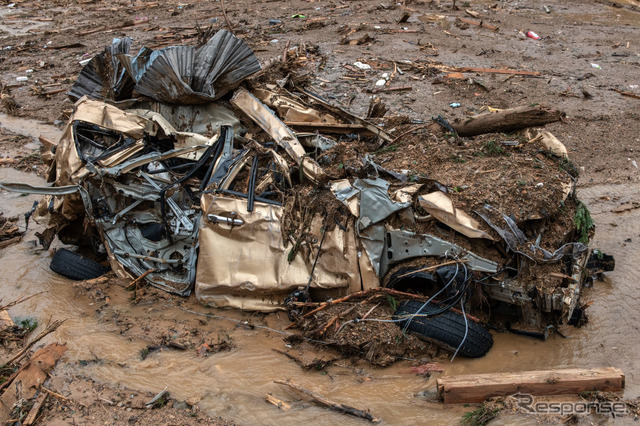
<box><xmin>0</xmin><ymin>31</ymin><xmax>614</xmax><ymax>350</ymax></box>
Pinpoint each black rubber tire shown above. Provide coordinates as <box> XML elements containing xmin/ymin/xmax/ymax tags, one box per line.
<box><xmin>50</xmin><ymin>248</ymin><xmax>110</xmax><ymax>281</ymax></box>
<box><xmin>393</xmin><ymin>300</ymin><xmax>493</xmax><ymax>358</ymax></box>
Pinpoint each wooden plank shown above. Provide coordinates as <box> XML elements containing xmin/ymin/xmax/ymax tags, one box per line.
<box><xmin>23</xmin><ymin>393</ymin><xmax>47</xmax><ymax>425</ymax></box>
<box><xmin>0</xmin><ymin>343</ymin><xmax>67</xmax><ymax>422</ymax></box>
<box><xmin>437</xmin><ymin>367</ymin><xmax>625</xmax><ymax>404</ymax></box>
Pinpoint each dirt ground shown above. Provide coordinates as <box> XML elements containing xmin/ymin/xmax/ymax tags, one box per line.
<box><xmin>1</xmin><ymin>0</ymin><xmax>640</xmax><ymax>424</ymax></box>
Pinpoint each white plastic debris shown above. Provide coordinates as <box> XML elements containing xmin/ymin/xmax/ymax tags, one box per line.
<box><xmin>591</xmin><ymin>63</ymin><xmax>601</xmax><ymax>69</ymax></box>
<box><xmin>79</xmin><ymin>58</ymin><xmax>92</xmax><ymax>66</ymax></box>
<box><xmin>450</xmin><ymin>102</ymin><xmax>461</xmax><ymax>108</ymax></box>
<box><xmin>25</xmin><ymin>69</ymin><xmax>33</xmax><ymax>74</ymax></box>
<box><xmin>536</xmin><ymin>182</ymin><xmax>544</xmax><ymax>188</ymax></box>
<box><xmin>374</xmin><ymin>25</ymin><xmax>381</xmax><ymax>29</ymax></box>
<box><xmin>16</xmin><ymin>76</ymin><xmax>28</xmax><ymax>82</ymax></box>
<box><xmin>381</xmin><ymin>72</ymin><xmax>389</xmax><ymax>80</ymax></box>
<box><xmin>270</xmin><ymin>39</ymin><xmax>279</xmax><ymax>44</ymax></box>
<box><xmin>353</xmin><ymin>61</ymin><xmax>371</xmax><ymax>70</ymax></box>
<box><xmin>375</xmin><ymin>79</ymin><xmax>386</xmax><ymax>86</ymax></box>
<box><xmin>630</xmin><ymin>159</ymin><xmax>638</xmax><ymax>169</ymax></box>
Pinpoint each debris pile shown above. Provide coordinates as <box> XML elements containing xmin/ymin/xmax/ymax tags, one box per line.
<box><xmin>0</xmin><ymin>213</ymin><xmax>23</xmax><ymax>249</ymax></box>
<box><xmin>0</xmin><ymin>31</ymin><xmax>615</xmax><ymax>359</ymax></box>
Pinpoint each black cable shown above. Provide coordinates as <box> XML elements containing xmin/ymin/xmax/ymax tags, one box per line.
<box><xmin>247</xmin><ymin>155</ymin><xmax>259</xmax><ymax>213</ymax></box>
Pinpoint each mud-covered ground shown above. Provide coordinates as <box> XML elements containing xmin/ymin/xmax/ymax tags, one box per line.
<box><xmin>1</xmin><ymin>0</ymin><xmax>640</xmax><ymax>424</ymax></box>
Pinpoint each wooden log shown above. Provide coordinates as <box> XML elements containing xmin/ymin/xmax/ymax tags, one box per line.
<box><xmin>275</xmin><ymin>379</ymin><xmax>380</xmax><ymax>423</ymax></box>
<box><xmin>437</xmin><ymin>367</ymin><xmax>625</xmax><ymax>404</ymax></box>
<box><xmin>451</xmin><ymin>105</ymin><xmax>565</xmax><ymax>137</ymax></box>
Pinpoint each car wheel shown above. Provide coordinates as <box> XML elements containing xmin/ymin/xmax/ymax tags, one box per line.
<box><xmin>393</xmin><ymin>300</ymin><xmax>493</xmax><ymax>358</ymax></box>
<box><xmin>50</xmin><ymin>248</ymin><xmax>110</xmax><ymax>281</ymax></box>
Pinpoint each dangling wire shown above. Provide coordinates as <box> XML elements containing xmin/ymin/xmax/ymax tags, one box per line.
<box><xmin>450</xmin><ymin>298</ymin><xmax>469</xmax><ymax>362</ymax></box>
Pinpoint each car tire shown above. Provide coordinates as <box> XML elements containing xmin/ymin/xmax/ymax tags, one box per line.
<box><xmin>393</xmin><ymin>300</ymin><xmax>493</xmax><ymax>358</ymax></box>
<box><xmin>50</xmin><ymin>248</ymin><xmax>110</xmax><ymax>281</ymax></box>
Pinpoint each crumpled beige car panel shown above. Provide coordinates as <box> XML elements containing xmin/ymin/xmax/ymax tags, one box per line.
<box><xmin>253</xmin><ymin>88</ymin><xmax>338</xmax><ymax>124</ymax></box>
<box><xmin>230</xmin><ymin>88</ymin><xmax>325</xmax><ymax>184</ymax></box>
<box><xmin>196</xmin><ymin>195</ymin><xmax>365</xmax><ymax>310</ymax></box>
<box><xmin>418</xmin><ymin>191</ymin><xmax>494</xmax><ymax>240</ymax></box>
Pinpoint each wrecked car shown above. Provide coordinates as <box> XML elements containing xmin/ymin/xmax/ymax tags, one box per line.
<box><xmin>0</xmin><ymin>31</ymin><xmax>614</xmax><ymax>358</ymax></box>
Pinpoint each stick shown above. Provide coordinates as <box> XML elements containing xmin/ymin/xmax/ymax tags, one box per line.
<box><xmin>265</xmin><ymin>393</ymin><xmax>291</xmax><ymax>411</ymax></box>
<box><xmin>282</xmin><ymin>39</ymin><xmax>291</xmax><ymax>63</ymax></box>
<box><xmin>361</xmin><ymin>303</ymin><xmax>380</xmax><ymax>320</ymax></box>
<box><xmin>0</xmin><ymin>292</ymin><xmax>46</xmax><ymax>311</ymax></box>
<box><xmin>275</xmin><ymin>379</ymin><xmax>380</xmax><ymax>423</ymax></box>
<box><xmin>125</xmin><ymin>269</ymin><xmax>156</xmax><ymax>290</ymax></box>
<box><xmin>613</xmin><ymin>89</ymin><xmax>640</xmax><ymax>99</ymax></box>
<box><xmin>40</xmin><ymin>385</ymin><xmax>79</xmax><ymax>406</ymax></box>
<box><xmin>395</xmin><ymin>259</ymin><xmax>465</xmax><ymax>279</ymax></box>
<box><xmin>272</xmin><ymin>349</ymin><xmax>305</xmax><ymax>367</ymax></box>
<box><xmin>220</xmin><ymin>0</ymin><xmax>233</xmax><ymax>33</ymax></box>
<box><xmin>4</xmin><ymin>319</ymin><xmax>65</xmax><ymax>366</ymax></box>
<box><xmin>319</xmin><ymin>303</ymin><xmax>359</xmax><ymax>336</ymax></box>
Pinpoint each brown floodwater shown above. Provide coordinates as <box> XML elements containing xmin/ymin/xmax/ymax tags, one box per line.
<box><xmin>1</xmin><ymin>123</ymin><xmax>638</xmax><ymax>423</ymax></box>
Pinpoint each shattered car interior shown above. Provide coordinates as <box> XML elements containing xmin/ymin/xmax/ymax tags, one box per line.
<box><xmin>0</xmin><ymin>30</ymin><xmax>615</xmax><ymax>358</ymax></box>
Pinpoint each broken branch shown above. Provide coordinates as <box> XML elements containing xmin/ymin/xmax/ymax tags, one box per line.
<box><xmin>220</xmin><ymin>0</ymin><xmax>233</xmax><ymax>33</ymax></box>
<box><xmin>275</xmin><ymin>379</ymin><xmax>380</xmax><ymax>422</ymax></box>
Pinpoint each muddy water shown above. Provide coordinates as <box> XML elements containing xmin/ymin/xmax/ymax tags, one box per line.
<box><xmin>0</xmin><ymin>113</ymin><xmax>61</xmax><ymax>147</ymax></box>
<box><xmin>0</xmin><ymin>8</ymin><xmax>51</xmax><ymax>38</ymax></box>
<box><xmin>1</xmin><ymin>172</ymin><xmax>639</xmax><ymax>422</ymax></box>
